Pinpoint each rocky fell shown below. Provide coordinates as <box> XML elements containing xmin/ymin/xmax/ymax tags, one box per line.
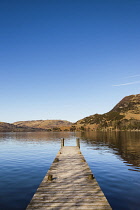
<box><xmin>74</xmin><ymin>94</ymin><xmax>140</xmax><ymax>131</ymax></box>
<box><xmin>0</xmin><ymin>122</ymin><xmax>45</xmax><ymax>132</ymax></box>
<box><xmin>0</xmin><ymin>94</ymin><xmax>140</xmax><ymax>132</ymax></box>
<box><xmin>13</xmin><ymin>120</ymin><xmax>72</xmax><ymax>131</ymax></box>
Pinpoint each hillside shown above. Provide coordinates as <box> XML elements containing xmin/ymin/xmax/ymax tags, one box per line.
<box><xmin>0</xmin><ymin>122</ymin><xmax>44</xmax><ymax>132</ymax></box>
<box><xmin>1</xmin><ymin>94</ymin><xmax>140</xmax><ymax>132</ymax></box>
<box><xmin>13</xmin><ymin>120</ymin><xmax>72</xmax><ymax>131</ymax></box>
<box><xmin>74</xmin><ymin>94</ymin><xmax>140</xmax><ymax>131</ymax></box>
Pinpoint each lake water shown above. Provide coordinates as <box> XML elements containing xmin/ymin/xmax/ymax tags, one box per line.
<box><xmin>0</xmin><ymin>131</ymin><xmax>140</xmax><ymax>210</ymax></box>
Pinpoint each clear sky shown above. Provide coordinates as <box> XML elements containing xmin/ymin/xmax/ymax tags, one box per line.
<box><xmin>0</xmin><ymin>0</ymin><xmax>140</xmax><ymax>123</ymax></box>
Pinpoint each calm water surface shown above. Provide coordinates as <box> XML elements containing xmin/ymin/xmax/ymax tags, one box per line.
<box><xmin>0</xmin><ymin>131</ymin><xmax>140</xmax><ymax>210</ymax></box>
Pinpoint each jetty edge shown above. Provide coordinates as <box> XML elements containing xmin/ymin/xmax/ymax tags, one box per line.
<box><xmin>26</xmin><ymin>138</ymin><xmax>112</xmax><ymax>210</ymax></box>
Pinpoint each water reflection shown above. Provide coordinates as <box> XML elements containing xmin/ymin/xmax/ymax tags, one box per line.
<box><xmin>0</xmin><ymin>131</ymin><xmax>140</xmax><ymax>210</ymax></box>
<box><xmin>0</xmin><ymin>131</ymin><xmax>140</xmax><ymax>171</ymax></box>
<box><xmin>78</xmin><ymin>131</ymin><xmax>140</xmax><ymax>172</ymax></box>
<box><xmin>0</xmin><ymin>132</ymin><xmax>76</xmax><ymax>142</ymax></box>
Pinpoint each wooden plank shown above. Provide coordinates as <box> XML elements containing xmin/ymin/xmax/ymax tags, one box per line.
<box><xmin>26</xmin><ymin>145</ymin><xmax>112</xmax><ymax>210</ymax></box>
<box><xmin>27</xmin><ymin>206</ymin><xmax>111</xmax><ymax>210</ymax></box>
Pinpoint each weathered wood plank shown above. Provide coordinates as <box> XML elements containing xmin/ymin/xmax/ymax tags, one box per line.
<box><xmin>27</xmin><ymin>207</ymin><xmax>111</xmax><ymax>210</ymax></box>
<box><xmin>26</xmin><ymin>145</ymin><xmax>112</xmax><ymax>209</ymax></box>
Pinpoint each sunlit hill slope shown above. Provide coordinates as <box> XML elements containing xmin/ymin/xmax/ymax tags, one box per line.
<box><xmin>74</xmin><ymin>94</ymin><xmax>140</xmax><ymax>131</ymax></box>
<box><xmin>0</xmin><ymin>94</ymin><xmax>140</xmax><ymax>132</ymax></box>
<box><xmin>0</xmin><ymin>122</ymin><xmax>44</xmax><ymax>132</ymax></box>
<box><xmin>13</xmin><ymin>120</ymin><xmax>72</xmax><ymax>131</ymax></box>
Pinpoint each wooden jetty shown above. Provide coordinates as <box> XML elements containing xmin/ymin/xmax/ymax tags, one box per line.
<box><xmin>26</xmin><ymin>138</ymin><xmax>112</xmax><ymax>210</ymax></box>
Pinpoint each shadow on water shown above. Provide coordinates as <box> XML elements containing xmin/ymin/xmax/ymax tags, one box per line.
<box><xmin>75</xmin><ymin>131</ymin><xmax>140</xmax><ymax>210</ymax></box>
<box><xmin>78</xmin><ymin>131</ymin><xmax>140</xmax><ymax>171</ymax></box>
<box><xmin>0</xmin><ymin>131</ymin><xmax>76</xmax><ymax>142</ymax></box>
<box><xmin>0</xmin><ymin>131</ymin><xmax>140</xmax><ymax>210</ymax></box>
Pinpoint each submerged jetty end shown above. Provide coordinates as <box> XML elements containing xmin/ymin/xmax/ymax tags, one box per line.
<box><xmin>26</xmin><ymin>138</ymin><xmax>112</xmax><ymax>210</ymax></box>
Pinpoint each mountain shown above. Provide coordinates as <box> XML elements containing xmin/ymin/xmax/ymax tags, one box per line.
<box><xmin>0</xmin><ymin>122</ymin><xmax>45</xmax><ymax>132</ymax></box>
<box><xmin>1</xmin><ymin>94</ymin><xmax>140</xmax><ymax>132</ymax></box>
<box><xmin>74</xmin><ymin>94</ymin><xmax>140</xmax><ymax>131</ymax></box>
<box><xmin>0</xmin><ymin>122</ymin><xmax>17</xmax><ymax>132</ymax></box>
<box><xmin>13</xmin><ymin>120</ymin><xmax>72</xmax><ymax>131</ymax></box>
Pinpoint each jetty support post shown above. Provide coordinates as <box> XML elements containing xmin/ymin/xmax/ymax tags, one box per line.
<box><xmin>76</xmin><ymin>138</ymin><xmax>80</xmax><ymax>148</ymax></box>
<box><xmin>61</xmin><ymin>138</ymin><xmax>64</xmax><ymax>148</ymax></box>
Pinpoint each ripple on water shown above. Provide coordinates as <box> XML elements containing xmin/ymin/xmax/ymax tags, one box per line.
<box><xmin>0</xmin><ymin>131</ymin><xmax>140</xmax><ymax>210</ymax></box>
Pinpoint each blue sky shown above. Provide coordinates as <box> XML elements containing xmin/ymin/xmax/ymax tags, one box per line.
<box><xmin>0</xmin><ymin>0</ymin><xmax>140</xmax><ymax>123</ymax></box>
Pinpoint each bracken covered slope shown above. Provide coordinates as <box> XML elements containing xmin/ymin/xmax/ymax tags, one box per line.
<box><xmin>0</xmin><ymin>122</ymin><xmax>44</xmax><ymax>132</ymax></box>
<box><xmin>13</xmin><ymin>120</ymin><xmax>72</xmax><ymax>131</ymax></box>
<box><xmin>74</xmin><ymin>94</ymin><xmax>140</xmax><ymax>131</ymax></box>
<box><xmin>1</xmin><ymin>94</ymin><xmax>139</xmax><ymax>132</ymax></box>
